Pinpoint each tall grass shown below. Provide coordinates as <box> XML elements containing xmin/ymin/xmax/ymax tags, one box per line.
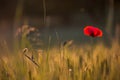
<box><xmin>0</xmin><ymin>39</ymin><xmax>120</xmax><ymax>80</ymax></box>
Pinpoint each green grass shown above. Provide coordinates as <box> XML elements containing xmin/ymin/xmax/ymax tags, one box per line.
<box><xmin>0</xmin><ymin>39</ymin><xmax>120</xmax><ymax>80</ymax></box>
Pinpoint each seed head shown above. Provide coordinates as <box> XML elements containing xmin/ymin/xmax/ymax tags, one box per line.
<box><xmin>22</xmin><ymin>48</ymin><xmax>28</xmax><ymax>54</ymax></box>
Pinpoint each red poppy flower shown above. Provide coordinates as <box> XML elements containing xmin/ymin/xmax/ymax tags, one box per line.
<box><xmin>84</xmin><ymin>26</ymin><xmax>103</xmax><ymax>37</ymax></box>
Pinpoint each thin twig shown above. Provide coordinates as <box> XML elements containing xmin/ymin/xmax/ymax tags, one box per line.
<box><xmin>23</xmin><ymin>53</ymin><xmax>40</xmax><ymax>68</ymax></box>
<box><xmin>106</xmin><ymin>0</ymin><xmax>114</xmax><ymax>34</ymax></box>
<box><xmin>43</xmin><ymin>0</ymin><xmax>46</xmax><ymax>25</ymax></box>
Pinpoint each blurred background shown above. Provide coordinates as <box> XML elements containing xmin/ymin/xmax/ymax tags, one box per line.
<box><xmin>0</xmin><ymin>0</ymin><xmax>120</xmax><ymax>49</ymax></box>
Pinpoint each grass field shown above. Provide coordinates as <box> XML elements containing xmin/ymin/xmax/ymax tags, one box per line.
<box><xmin>0</xmin><ymin>0</ymin><xmax>119</xmax><ymax>80</ymax></box>
<box><xmin>0</xmin><ymin>38</ymin><xmax>120</xmax><ymax>80</ymax></box>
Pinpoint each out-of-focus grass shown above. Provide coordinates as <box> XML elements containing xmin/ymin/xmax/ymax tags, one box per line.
<box><xmin>0</xmin><ymin>39</ymin><xmax>120</xmax><ymax>80</ymax></box>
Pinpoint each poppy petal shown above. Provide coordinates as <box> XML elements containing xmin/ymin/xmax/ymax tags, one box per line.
<box><xmin>84</xmin><ymin>26</ymin><xmax>103</xmax><ymax>37</ymax></box>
